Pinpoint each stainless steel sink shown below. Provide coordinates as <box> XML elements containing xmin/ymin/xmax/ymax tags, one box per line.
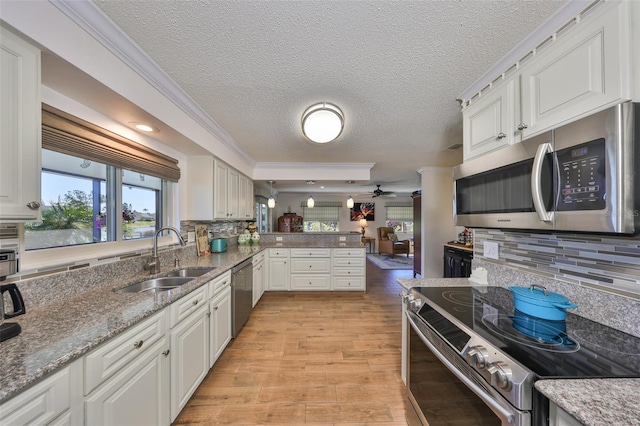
<box><xmin>116</xmin><ymin>276</ymin><xmax>194</xmax><ymax>293</ymax></box>
<box><xmin>165</xmin><ymin>267</ymin><xmax>216</xmax><ymax>278</ymax></box>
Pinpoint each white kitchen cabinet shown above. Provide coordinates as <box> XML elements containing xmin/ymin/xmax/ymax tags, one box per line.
<box><xmin>252</xmin><ymin>251</ymin><xmax>265</xmax><ymax>306</ymax></box>
<box><xmin>209</xmin><ymin>285</ymin><xmax>232</xmax><ymax>366</ymax></box>
<box><xmin>185</xmin><ymin>156</ymin><xmax>253</xmax><ymax>220</ymax></box>
<box><xmin>549</xmin><ymin>402</ymin><xmax>582</xmax><ymax>426</ymax></box>
<box><xmin>267</xmin><ymin>248</ymin><xmax>290</xmax><ymax>291</ymax></box>
<box><xmin>519</xmin><ymin>0</ymin><xmax>630</xmax><ymax>140</ymax></box>
<box><xmin>0</xmin><ymin>362</ymin><xmax>80</xmax><ymax>426</ymax></box>
<box><xmin>169</xmin><ymin>303</ymin><xmax>209</xmax><ymax>422</ymax></box>
<box><xmin>0</xmin><ymin>27</ymin><xmax>41</xmax><ymax>221</ymax></box>
<box><xmin>332</xmin><ymin>248</ymin><xmax>366</xmax><ymax>291</ymax></box>
<box><xmin>462</xmin><ymin>0</ymin><xmax>635</xmax><ymax>162</ymax></box>
<box><xmin>290</xmin><ymin>248</ymin><xmax>331</xmax><ymax>290</ymax></box>
<box><xmin>462</xmin><ymin>79</ymin><xmax>517</xmax><ymax>161</ymax></box>
<box><xmin>85</xmin><ymin>338</ymin><xmax>170</xmax><ymax>426</ymax></box>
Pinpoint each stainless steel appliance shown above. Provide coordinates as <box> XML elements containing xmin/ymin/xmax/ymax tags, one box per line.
<box><xmin>453</xmin><ymin>102</ymin><xmax>640</xmax><ymax>233</ymax></box>
<box><xmin>403</xmin><ymin>286</ymin><xmax>640</xmax><ymax>425</ymax></box>
<box><xmin>0</xmin><ymin>249</ymin><xmax>18</xmax><ymax>280</ymax></box>
<box><xmin>231</xmin><ymin>258</ymin><xmax>253</xmax><ymax>337</ymax></box>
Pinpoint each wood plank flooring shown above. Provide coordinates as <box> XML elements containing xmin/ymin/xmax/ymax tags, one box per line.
<box><xmin>174</xmin><ymin>263</ymin><xmax>415</xmax><ymax>425</ymax></box>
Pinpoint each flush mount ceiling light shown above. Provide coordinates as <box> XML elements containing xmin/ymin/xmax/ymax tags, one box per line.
<box><xmin>301</xmin><ymin>102</ymin><xmax>344</xmax><ymax>144</ymax></box>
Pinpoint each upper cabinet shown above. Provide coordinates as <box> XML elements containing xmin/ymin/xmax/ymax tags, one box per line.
<box><xmin>0</xmin><ymin>27</ymin><xmax>42</xmax><ymax>221</ymax></box>
<box><xmin>462</xmin><ymin>0</ymin><xmax>634</xmax><ymax>162</ymax></box>
<box><xmin>186</xmin><ymin>156</ymin><xmax>254</xmax><ymax>220</ymax></box>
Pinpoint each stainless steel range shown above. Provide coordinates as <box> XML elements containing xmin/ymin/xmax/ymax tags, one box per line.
<box><xmin>403</xmin><ymin>286</ymin><xmax>640</xmax><ymax>426</ymax></box>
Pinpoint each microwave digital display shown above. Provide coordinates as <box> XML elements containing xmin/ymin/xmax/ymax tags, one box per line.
<box><xmin>556</xmin><ymin>138</ymin><xmax>606</xmax><ymax>211</ymax></box>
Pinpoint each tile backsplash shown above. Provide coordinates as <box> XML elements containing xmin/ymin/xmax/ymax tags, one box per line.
<box><xmin>473</xmin><ymin>229</ymin><xmax>640</xmax><ymax>299</ymax></box>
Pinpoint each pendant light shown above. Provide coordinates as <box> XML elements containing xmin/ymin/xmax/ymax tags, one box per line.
<box><xmin>267</xmin><ymin>181</ymin><xmax>276</xmax><ymax>208</ymax></box>
<box><xmin>307</xmin><ymin>195</ymin><xmax>315</xmax><ymax>208</ymax></box>
<box><xmin>346</xmin><ymin>195</ymin><xmax>354</xmax><ymax>208</ymax></box>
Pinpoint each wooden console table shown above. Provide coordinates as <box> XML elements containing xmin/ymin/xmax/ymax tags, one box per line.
<box><xmin>362</xmin><ymin>237</ymin><xmax>375</xmax><ymax>253</ymax></box>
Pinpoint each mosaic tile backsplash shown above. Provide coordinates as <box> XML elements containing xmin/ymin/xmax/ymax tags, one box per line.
<box><xmin>473</xmin><ymin>229</ymin><xmax>640</xmax><ymax>299</ymax></box>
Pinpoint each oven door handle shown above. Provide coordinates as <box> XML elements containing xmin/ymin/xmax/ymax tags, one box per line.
<box><xmin>407</xmin><ymin>313</ymin><xmax>517</xmax><ymax>425</ymax></box>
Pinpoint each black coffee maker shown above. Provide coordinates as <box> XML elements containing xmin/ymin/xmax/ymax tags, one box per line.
<box><xmin>0</xmin><ymin>249</ymin><xmax>25</xmax><ymax>342</ymax></box>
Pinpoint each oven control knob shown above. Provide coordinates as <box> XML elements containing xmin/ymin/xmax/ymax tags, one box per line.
<box><xmin>410</xmin><ymin>299</ymin><xmax>422</xmax><ymax>311</ymax></box>
<box><xmin>466</xmin><ymin>345</ymin><xmax>489</xmax><ymax>370</ymax></box>
<box><xmin>487</xmin><ymin>362</ymin><xmax>512</xmax><ymax>390</ymax></box>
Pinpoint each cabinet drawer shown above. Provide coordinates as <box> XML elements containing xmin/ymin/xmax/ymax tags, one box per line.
<box><xmin>290</xmin><ymin>275</ymin><xmax>331</xmax><ymax>290</ymax></box>
<box><xmin>291</xmin><ymin>248</ymin><xmax>331</xmax><ymax>257</ymax></box>
<box><xmin>290</xmin><ymin>258</ymin><xmax>331</xmax><ymax>273</ymax></box>
<box><xmin>333</xmin><ymin>257</ymin><xmax>365</xmax><ymax>268</ymax></box>
<box><xmin>333</xmin><ymin>276</ymin><xmax>365</xmax><ymax>290</ymax></box>
<box><xmin>0</xmin><ymin>365</ymin><xmax>71</xmax><ymax>426</ymax></box>
<box><xmin>85</xmin><ymin>310</ymin><xmax>165</xmax><ymax>395</ymax></box>
<box><xmin>252</xmin><ymin>251</ymin><xmax>265</xmax><ymax>264</ymax></box>
<box><xmin>169</xmin><ymin>286</ymin><xmax>207</xmax><ymax>328</ymax></box>
<box><xmin>333</xmin><ymin>248</ymin><xmax>365</xmax><ymax>257</ymax></box>
<box><xmin>208</xmin><ymin>270</ymin><xmax>231</xmax><ymax>298</ymax></box>
<box><xmin>269</xmin><ymin>248</ymin><xmax>290</xmax><ymax>258</ymax></box>
<box><xmin>333</xmin><ymin>267</ymin><xmax>364</xmax><ymax>277</ymax></box>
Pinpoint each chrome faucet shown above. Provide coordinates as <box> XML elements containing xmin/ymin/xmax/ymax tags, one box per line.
<box><xmin>145</xmin><ymin>226</ymin><xmax>186</xmax><ymax>275</ymax></box>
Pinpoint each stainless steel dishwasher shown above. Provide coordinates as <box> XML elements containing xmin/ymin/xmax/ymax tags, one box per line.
<box><xmin>231</xmin><ymin>258</ymin><xmax>253</xmax><ymax>337</ymax></box>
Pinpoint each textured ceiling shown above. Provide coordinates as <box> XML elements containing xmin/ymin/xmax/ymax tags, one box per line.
<box><xmin>90</xmin><ymin>0</ymin><xmax>566</xmax><ymax>195</ymax></box>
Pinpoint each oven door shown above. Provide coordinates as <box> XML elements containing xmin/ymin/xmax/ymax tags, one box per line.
<box><xmin>406</xmin><ymin>311</ymin><xmax>530</xmax><ymax>426</ymax></box>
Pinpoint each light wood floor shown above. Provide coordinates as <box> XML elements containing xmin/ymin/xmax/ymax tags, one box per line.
<box><xmin>174</xmin><ymin>263</ymin><xmax>415</xmax><ymax>425</ymax></box>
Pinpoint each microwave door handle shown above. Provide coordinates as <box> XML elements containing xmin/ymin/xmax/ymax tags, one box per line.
<box><xmin>531</xmin><ymin>142</ymin><xmax>553</xmax><ymax>222</ymax></box>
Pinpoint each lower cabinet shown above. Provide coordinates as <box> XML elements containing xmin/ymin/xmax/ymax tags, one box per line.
<box><xmin>209</xmin><ymin>285</ymin><xmax>232</xmax><ymax>367</ymax></box>
<box><xmin>549</xmin><ymin>402</ymin><xmax>582</xmax><ymax>426</ymax></box>
<box><xmin>443</xmin><ymin>246</ymin><xmax>473</xmax><ymax>278</ymax></box>
<box><xmin>332</xmin><ymin>248</ymin><xmax>365</xmax><ymax>291</ymax></box>
<box><xmin>252</xmin><ymin>251</ymin><xmax>265</xmax><ymax>306</ymax></box>
<box><xmin>170</xmin><ymin>303</ymin><xmax>209</xmax><ymax>422</ymax></box>
<box><xmin>85</xmin><ymin>338</ymin><xmax>169</xmax><ymax>426</ymax></box>
<box><xmin>290</xmin><ymin>248</ymin><xmax>331</xmax><ymax>290</ymax></box>
<box><xmin>0</xmin><ymin>362</ymin><xmax>81</xmax><ymax>426</ymax></box>
<box><xmin>267</xmin><ymin>248</ymin><xmax>290</xmax><ymax>290</ymax></box>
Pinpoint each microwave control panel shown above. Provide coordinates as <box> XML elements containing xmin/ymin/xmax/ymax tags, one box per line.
<box><xmin>556</xmin><ymin>138</ymin><xmax>606</xmax><ymax>211</ymax></box>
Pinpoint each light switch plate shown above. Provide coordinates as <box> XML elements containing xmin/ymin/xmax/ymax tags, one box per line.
<box><xmin>339</xmin><ymin>236</ymin><xmax>346</xmax><ymax>241</ymax></box>
<box><xmin>276</xmin><ymin>236</ymin><xmax>283</xmax><ymax>241</ymax></box>
<box><xmin>484</xmin><ymin>241</ymin><xmax>499</xmax><ymax>260</ymax></box>
<box><xmin>187</xmin><ymin>231</ymin><xmax>196</xmax><ymax>243</ymax></box>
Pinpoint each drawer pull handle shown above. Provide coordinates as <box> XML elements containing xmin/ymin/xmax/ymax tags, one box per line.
<box><xmin>193</xmin><ymin>300</ymin><xmax>199</xmax><ymax>306</ymax></box>
<box><xmin>26</xmin><ymin>201</ymin><xmax>41</xmax><ymax>210</ymax></box>
<box><xmin>496</xmin><ymin>132</ymin><xmax>507</xmax><ymax>140</ymax></box>
<box><xmin>162</xmin><ymin>349</ymin><xmax>170</xmax><ymax>357</ymax></box>
<box><xmin>133</xmin><ymin>340</ymin><xmax>144</xmax><ymax>349</ymax></box>
<box><xmin>207</xmin><ymin>312</ymin><xmax>211</xmax><ymax>318</ymax></box>
<box><xmin>214</xmin><ymin>306</ymin><xmax>219</xmax><ymax>310</ymax></box>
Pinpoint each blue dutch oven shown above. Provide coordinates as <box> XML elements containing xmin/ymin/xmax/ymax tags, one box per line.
<box><xmin>509</xmin><ymin>284</ymin><xmax>577</xmax><ymax>321</ymax></box>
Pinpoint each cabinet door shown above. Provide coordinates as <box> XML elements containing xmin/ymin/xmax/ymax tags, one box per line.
<box><xmin>209</xmin><ymin>286</ymin><xmax>232</xmax><ymax>367</ymax></box>
<box><xmin>227</xmin><ymin>168</ymin><xmax>239</xmax><ymax>218</ymax></box>
<box><xmin>213</xmin><ymin>160</ymin><xmax>229</xmax><ymax>219</ymax></box>
<box><xmin>85</xmin><ymin>338</ymin><xmax>169</xmax><ymax>426</ymax></box>
<box><xmin>0</xmin><ymin>28</ymin><xmax>41</xmax><ymax>221</ymax></box>
<box><xmin>238</xmin><ymin>174</ymin><xmax>254</xmax><ymax>220</ymax></box>
<box><xmin>170</xmin><ymin>305</ymin><xmax>209</xmax><ymax>421</ymax></box>
<box><xmin>463</xmin><ymin>79</ymin><xmax>516</xmax><ymax>161</ymax></box>
<box><xmin>252</xmin><ymin>260</ymin><xmax>264</xmax><ymax>307</ymax></box>
<box><xmin>267</xmin><ymin>258</ymin><xmax>290</xmax><ymax>290</ymax></box>
<box><xmin>520</xmin><ymin>1</ymin><xmax>629</xmax><ymax>139</ymax></box>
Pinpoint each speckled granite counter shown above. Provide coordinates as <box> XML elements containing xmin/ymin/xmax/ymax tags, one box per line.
<box><xmin>536</xmin><ymin>379</ymin><xmax>640</xmax><ymax>425</ymax></box>
<box><xmin>396</xmin><ymin>277</ymin><xmax>472</xmax><ymax>291</ymax></box>
<box><xmin>0</xmin><ymin>241</ymin><xmax>362</xmax><ymax>403</ymax></box>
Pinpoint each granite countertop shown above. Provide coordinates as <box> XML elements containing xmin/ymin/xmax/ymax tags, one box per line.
<box><xmin>536</xmin><ymin>379</ymin><xmax>640</xmax><ymax>426</ymax></box>
<box><xmin>444</xmin><ymin>242</ymin><xmax>474</xmax><ymax>252</ymax></box>
<box><xmin>399</xmin><ymin>277</ymin><xmax>640</xmax><ymax>426</ymax></box>
<box><xmin>0</xmin><ymin>241</ymin><xmax>363</xmax><ymax>403</ymax></box>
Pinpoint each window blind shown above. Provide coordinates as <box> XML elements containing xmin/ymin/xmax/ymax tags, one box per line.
<box><xmin>41</xmin><ymin>104</ymin><xmax>181</xmax><ymax>182</ymax></box>
<box><xmin>385</xmin><ymin>203</ymin><xmax>413</xmax><ymax>221</ymax></box>
<box><xmin>302</xmin><ymin>204</ymin><xmax>341</xmax><ymax>221</ymax></box>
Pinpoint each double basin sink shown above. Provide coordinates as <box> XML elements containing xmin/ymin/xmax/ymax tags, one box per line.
<box><xmin>115</xmin><ymin>267</ymin><xmax>217</xmax><ymax>294</ymax></box>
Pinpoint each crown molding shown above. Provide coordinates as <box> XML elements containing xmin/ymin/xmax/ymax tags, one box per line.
<box><xmin>50</xmin><ymin>0</ymin><xmax>253</xmax><ymax>164</ymax></box>
<box><xmin>253</xmin><ymin>162</ymin><xmax>375</xmax><ymax>181</ymax></box>
<box><xmin>457</xmin><ymin>0</ymin><xmax>595</xmax><ymax>103</ymax></box>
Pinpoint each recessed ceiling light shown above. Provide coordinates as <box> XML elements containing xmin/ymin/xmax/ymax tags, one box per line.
<box><xmin>129</xmin><ymin>122</ymin><xmax>159</xmax><ymax>133</ymax></box>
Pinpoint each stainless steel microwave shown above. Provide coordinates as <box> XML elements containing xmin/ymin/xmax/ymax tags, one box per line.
<box><xmin>453</xmin><ymin>102</ymin><xmax>640</xmax><ymax>234</ymax></box>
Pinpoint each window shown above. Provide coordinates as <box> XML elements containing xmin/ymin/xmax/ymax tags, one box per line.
<box><xmin>23</xmin><ymin>105</ymin><xmax>180</xmax><ymax>253</ymax></box>
<box><xmin>302</xmin><ymin>203</ymin><xmax>341</xmax><ymax>232</ymax></box>
<box><xmin>385</xmin><ymin>204</ymin><xmax>413</xmax><ymax>233</ymax></box>
<box><xmin>25</xmin><ymin>150</ymin><xmax>164</xmax><ymax>250</ymax></box>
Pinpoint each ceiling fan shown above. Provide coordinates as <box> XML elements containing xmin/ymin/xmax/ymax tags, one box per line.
<box><xmin>369</xmin><ymin>185</ymin><xmax>396</xmax><ymax>198</ymax></box>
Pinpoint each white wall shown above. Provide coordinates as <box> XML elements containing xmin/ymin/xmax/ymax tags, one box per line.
<box><xmin>418</xmin><ymin>167</ymin><xmax>457</xmax><ymax>277</ymax></box>
<box><xmin>270</xmin><ymin>193</ymin><xmax>413</xmax><ymax>242</ymax></box>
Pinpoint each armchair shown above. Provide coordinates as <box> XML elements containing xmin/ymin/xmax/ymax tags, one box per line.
<box><xmin>377</xmin><ymin>227</ymin><xmax>410</xmax><ymax>258</ymax></box>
